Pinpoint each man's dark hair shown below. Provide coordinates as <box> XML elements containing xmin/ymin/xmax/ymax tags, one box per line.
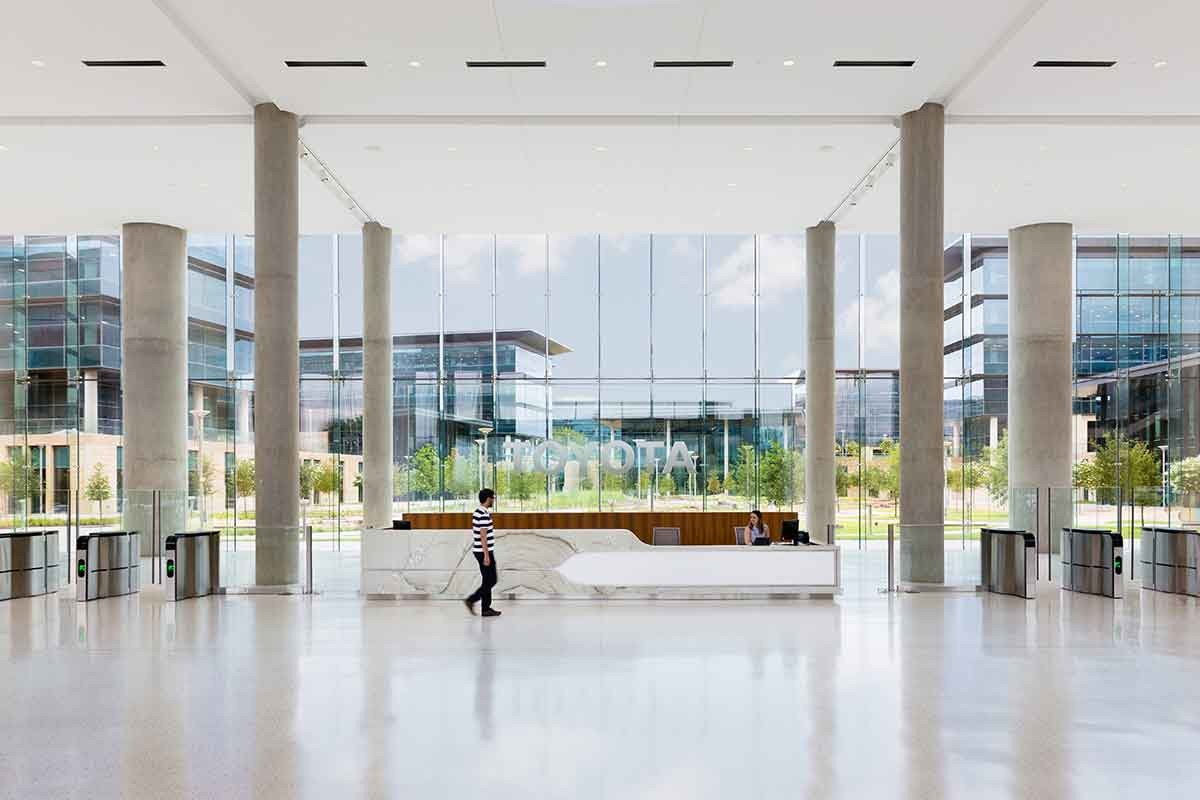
<box><xmin>479</xmin><ymin>488</ymin><xmax>496</xmax><ymax>504</ymax></box>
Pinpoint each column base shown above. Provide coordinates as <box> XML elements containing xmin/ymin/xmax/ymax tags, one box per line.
<box><xmin>254</xmin><ymin>525</ymin><xmax>301</xmax><ymax>586</ymax></box>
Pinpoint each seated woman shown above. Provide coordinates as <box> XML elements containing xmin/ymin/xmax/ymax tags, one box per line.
<box><xmin>744</xmin><ymin>509</ymin><xmax>770</xmax><ymax>546</ymax></box>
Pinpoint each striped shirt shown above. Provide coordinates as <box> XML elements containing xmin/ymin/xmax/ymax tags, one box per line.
<box><xmin>472</xmin><ymin>506</ymin><xmax>495</xmax><ymax>553</ymax></box>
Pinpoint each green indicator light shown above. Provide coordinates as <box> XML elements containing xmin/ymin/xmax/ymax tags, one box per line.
<box><xmin>1114</xmin><ymin>556</ymin><xmax>1123</xmax><ymax>574</ymax></box>
<box><xmin>77</xmin><ymin>560</ymin><xmax>85</xmax><ymax>577</ymax></box>
<box><xmin>166</xmin><ymin>560</ymin><xmax>175</xmax><ymax>578</ymax></box>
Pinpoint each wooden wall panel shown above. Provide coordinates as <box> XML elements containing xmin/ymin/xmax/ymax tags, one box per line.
<box><xmin>405</xmin><ymin>511</ymin><xmax>800</xmax><ymax>546</ymax></box>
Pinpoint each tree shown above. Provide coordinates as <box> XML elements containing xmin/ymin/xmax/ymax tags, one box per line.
<box><xmin>658</xmin><ymin>472</ymin><xmax>676</xmax><ymax>496</ymax></box>
<box><xmin>730</xmin><ymin>443</ymin><xmax>756</xmax><ymax>500</ymax></box>
<box><xmin>706</xmin><ymin>474</ymin><xmax>722</xmax><ymax>495</ymax></box>
<box><xmin>877</xmin><ymin>437</ymin><xmax>896</xmax><ymax>455</ymax></box>
<box><xmin>410</xmin><ymin>443</ymin><xmax>440</xmax><ymax>499</ymax></box>
<box><xmin>1088</xmin><ymin>434</ymin><xmax>1160</xmax><ymax>524</ymax></box>
<box><xmin>981</xmin><ymin>431</ymin><xmax>1009</xmax><ymax>505</ymax></box>
<box><xmin>234</xmin><ymin>459</ymin><xmax>255</xmax><ymax>515</ymax></box>
<box><xmin>299</xmin><ymin>461</ymin><xmax>318</xmax><ymax>502</ymax></box>
<box><xmin>0</xmin><ymin>451</ymin><xmax>39</xmax><ymax>510</ymax></box>
<box><xmin>509</xmin><ymin>468</ymin><xmax>538</xmax><ymax>509</ymax></box>
<box><xmin>882</xmin><ymin>444</ymin><xmax>901</xmax><ymax>510</ymax></box>
<box><xmin>844</xmin><ymin>440</ymin><xmax>861</xmax><ymax>459</ymax></box>
<box><xmin>313</xmin><ymin>460</ymin><xmax>342</xmax><ymax>506</ymax></box>
<box><xmin>200</xmin><ymin>456</ymin><xmax>218</xmax><ymax>501</ymax></box>
<box><xmin>1169</xmin><ymin>455</ymin><xmax>1200</xmax><ymax>495</ymax></box>
<box><xmin>84</xmin><ymin>463</ymin><xmax>112</xmax><ymax>515</ymax></box>
<box><xmin>947</xmin><ymin>459</ymin><xmax>984</xmax><ymax>494</ymax></box>
<box><xmin>759</xmin><ymin>442</ymin><xmax>801</xmax><ymax>509</ymax></box>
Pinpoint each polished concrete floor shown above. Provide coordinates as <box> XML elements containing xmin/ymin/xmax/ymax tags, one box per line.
<box><xmin>3</xmin><ymin>582</ymin><xmax>1200</xmax><ymax>799</ymax></box>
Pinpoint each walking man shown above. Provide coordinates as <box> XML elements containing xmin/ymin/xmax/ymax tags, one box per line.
<box><xmin>464</xmin><ymin>488</ymin><xmax>501</xmax><ymax>617</ymax></box>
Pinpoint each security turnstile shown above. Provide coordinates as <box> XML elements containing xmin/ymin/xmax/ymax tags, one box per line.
<box><xmin>1061</xmin><ymin>528</ymin><xmax>1123</xmax><ymax>598</ymax></box>
<box><xmin>0</xmin><ymin>530</ymin><xmax>62</xmax><ymax>600</ymax></box>
<box><xmin>164</xmin><ymin>530</ymin><xmax>220</xmax><ymax>602</ymax></box>
<box><xmin>1140</xmin><ymin>527</ymin><xmax>1200</xmax><ymax>596</ymax></box>
<box><xmin>76</xmin><ymin>531</ymin><xmax>140</xmax><ymax>602</ymax></box>
<box><xmin>980</xmin><ymin>528</ymin><xmax>1037</xmax><ymax>599</ymax></box>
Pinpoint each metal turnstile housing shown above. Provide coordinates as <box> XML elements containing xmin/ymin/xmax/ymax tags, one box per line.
<box><xmin>164</xmin><ymin>530</ymin><xmax>220</xmax><ymax>601</ymax></box>
<box><xmin>0</xmin><ymin>530</ymin><xmax>61</xmax><ymax>600</ymax></box>
<box><xmin>76</xmin><ymin>531</ymin><xmax>140</xmax><ymax>602</ymax></box>
<box><xmin>980</xmin><ymin>527</ymin><xmax>1037</xmax><ymax>599</ymax></box>
<box><xmin>1140</xmin><ymin>527</ymin><xmax>1200</xmax><ymax>596</ymax></box>
<box><xmin>1061</xmin><ymin>528</ymin><xmax>1123</xmax><ymax>598</ymax></box>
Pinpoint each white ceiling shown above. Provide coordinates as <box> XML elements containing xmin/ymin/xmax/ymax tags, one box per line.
<box><xmin>1</xmin><ymin>0</ymin><xmax>1198</xmax><ymax>233</ymax></box>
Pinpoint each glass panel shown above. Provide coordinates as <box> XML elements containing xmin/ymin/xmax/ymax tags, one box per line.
<box><xmin>600</xmin><ymin>234</ymin><xmax>650</xmax><ymax>379</ymax></box>
<box><xmin>705</xmin><ymin>235</ymin><xmax>755</xmax><ymax>378</ymax></box>
<box><xmin>548</xmin><ymin>235</ymin><xmax>599</xmax><ymax>379</ymax></box>
<box><xmin>757</xmin><ymin>234</ymin><xmax>806</xmax><ymax>379</ymax></box>
<box><xmin>650</xmin><ymin>235</ymin><xmax>702</xmax><ymax>379</ymax></box>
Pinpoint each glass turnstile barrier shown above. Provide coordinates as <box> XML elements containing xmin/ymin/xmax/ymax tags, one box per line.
<box><xmin>979</xmin><ymin>528</ymin><xmax>1036</xmax><ymax>599</ymax></box>
<box><xmin>1061</xmin><ymin>527</ymin><xmax>1123</xmax><ymax>598</ymax></box>
<box><xmin>164</xmin><ymin>530</ymin><xmax>221</xmax><ymax>602</ymax></box>
<box><xmin>1140</xmin><ymin>527</ymin><xmax>1200</xmax><ymax>596</ymax></box>
<box><xmin>0</xmin><ymin>530</ymin><xmax>62</xmax><ymax>600</ymax></box>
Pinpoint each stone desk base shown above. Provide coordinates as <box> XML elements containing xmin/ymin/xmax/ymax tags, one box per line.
<box><xmin>362</xmin><ymin>529</ymin><xmax>840</xmax><ymax>599</ymax></box>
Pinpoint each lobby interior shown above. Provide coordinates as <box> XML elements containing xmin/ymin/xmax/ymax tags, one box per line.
<box><xmin>4</xmin><ymin>2</ymin><xmax>1200</xmax><ymax>798</ymax></box>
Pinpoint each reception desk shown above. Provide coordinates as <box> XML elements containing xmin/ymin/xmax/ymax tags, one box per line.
<box><xmin>362</xmin><ymin>528</ymin><xmax>840</xmax><ymax>599</ymax></box>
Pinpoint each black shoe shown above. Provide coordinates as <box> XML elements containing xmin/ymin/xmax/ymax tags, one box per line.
<box><xmin>463</xmin><ymin>598</ymin><xmax>478</xmax><ymax>615</ymax></box>
<box><xmin>481</xmin><ymin>608</ymin><xmax>502</xmax><ymax>618</ymax></box>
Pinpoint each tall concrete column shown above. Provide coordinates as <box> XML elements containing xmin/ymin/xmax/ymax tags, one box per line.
<box><xmin>899</xmin><ymin>102</ymin><xmax>946</xmax><ymax>584</ymax></box>
<box><xmin>121</xmin><ymin>223</ymin><xmax>188</xmax><ymax>552</ymax></box>
<box><xmin>805</xmin><ymin>221</ymin><xmax>837</xmax><ymax>543</ymax></box>
<box><xmin>254</xmin><ymin>102</ymin><xmax>300</xmax><ymax>585</ymax></box>
<box><xmin>1008</xmin><ymin>223</ymin><xmax>1073</xmax><ymax>554</ymax></box>
<box><xmin>362</xmin><ymin>222</ymin><xmax>393</xmax><ymax>530</ymax></box>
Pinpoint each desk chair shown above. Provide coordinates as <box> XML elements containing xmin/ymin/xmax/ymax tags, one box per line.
<box><xmin>735</xmin><ymin>525</ymin><xmax>770</xmax><ymax>545</ymax></box>
<box><xmin>652</xmin><ymin>527</ymin><xmax>681</xmax><ymax>546</ymax></box>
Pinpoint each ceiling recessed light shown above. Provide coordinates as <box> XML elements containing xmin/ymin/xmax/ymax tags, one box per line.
<box><xmin>1120</xmin><ymin>182</ymin><xmax>1129</xmax><ymax>189</ymax></box>
<box><xmin>743</xmin><ymin>145</ymin><xmax>753</xmax><ymax>152</ymax></box>
<box><xmin>408</xmin><ymin>60</ymin><xmax>422</xmax><ymax>68</ymax></box>
<box><xmin>81</xmin><ymin>59</ymin><xmax>166</xmax><ymax>67</ymax></box>
<box><xmin>284</xmin><ymin>60</ymin><xmax>367</xmax><ymax>68</ymax></box>
<box><xmin>0</xmin><ymin>144</ymin><xmax>8</xmax><ymax>152</ymax></box>
<box><xmin>152</xmin><ymin>144</ymin><xmax>160</xmax><ymax>152</ymax></box>
<box><xmin>594</xmin><ymin>145</ymin><xmax>608</xmax><ymax>152</ymax></box>
<box><xmin>819</xmin><ymin>144</ymin><xmax>835</xmax><ymax>153</ymax></box>
<box><xmin>446</xmin><ymin>145</ymin><xmax>458</xmax><ymax>152</ymax></box>
<box><xmin>31</xmin><ymin>59</ymin><xmax>45</xmax><ymax>68</ymax></box>
<box><xmin>727</xmin><ymin>182</ymin><xmax>738</xmax><ymax>188</ymax></box>
<box><xmin>365</xmin><ymin>144</ymin><xmax>382</xmax><ymax>153</ymax></box>
<box><xmin>199</xmin><ymin>182</ymin><xmax>209</xmax><ymax>189</ymax></box>
<box><xmin>463</xmin><ymin>182</ymin><xmax>474</xmax><ymax>188</ymax></box>
<box><xmin>1038</xmin><ymin>144</ymin><xmax>1050</xmax><ymax>153</ymax></box>
<box><xmin>783</xmin><ymin>59</ymin><xmax>796</xmax><ymax>67</ymax></box>
<box><xmin>594</xmin><ymin>59</ymin><xmax>607</xmax><ymax>68</ymax></box>
<box><xmin>1154</xmin><ymin>60</ymin><xmax>1168</xmax><ymax>69</ymax></box>
<box><xmin>1032</xmin><ymin>60</ymin><xmax>1116</xmax><ymax>68</ymax></box>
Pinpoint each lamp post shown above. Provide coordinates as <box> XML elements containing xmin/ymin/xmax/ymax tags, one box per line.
<box><xmin>478</xmin><ymin>425</ymin><xmax>493</xmax><ymax>494</ymax></box>
<box><xmin>190</xmin><ymin>407</ymin><xmax>211</xmax><ymax>528</ymax></box>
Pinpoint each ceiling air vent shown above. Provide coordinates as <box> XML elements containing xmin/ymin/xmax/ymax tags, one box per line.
<box><xmin>466</xmin><ymin>61</ymin><xmax>547</xmax><ymax>69</ymax></box>
<box><xmin>284</xmin><ymin>60</ymin><xmax>368</xmax><ymax>68</ymax></box>
<box><xmin>1033</xmin><ymin>60</ymin><xmax>1117</xmax><ymax>68</ymax></box>
<box><xmin>81</xmin><ymin>60</ymin><xmax>166</xmax><ymax>67</ymax></box>
<box><xmin>653</xmin><ymin>60</ymin><xmax>734</xmax><ymax>68</ymax></box>
<box><xmin>833</xmin><ymin>60</ymin><xmax>915</xmax><ymax>68</ymax></box>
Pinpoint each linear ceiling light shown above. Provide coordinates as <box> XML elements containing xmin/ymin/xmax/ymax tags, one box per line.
<box><xmin>1033</xmin><ymin>60</ymin><xmax>1117</xmax><ymax>68</ymax></box>
<box><xmin>284</xmin><ymin>60</ymin><xmax>368</xmax><ymax>68</ymax></box>
<box><xmin>81</xmin><ymin>60</ymin><xmax>166</xmax><ymax>67</ymax></box>
<box><xmin>466</xmin><ymin>60</ymin><xmax>547</xmax><ymax>68</ymax></box>
<box><xmin>653</xmin><ymin>60</ymin><xmax>734</xmax><ymax>68</ymax></box>
<box><xmin>833</xmin><ymin>60</ymin><xmax>915</xmax><ymax>68</ymax></box>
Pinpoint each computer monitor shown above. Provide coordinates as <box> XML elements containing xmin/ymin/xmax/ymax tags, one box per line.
<box><xmin>781</xmin><ymin>519</ymin><xmax>809</xmax><ymax>545</ymax></box>
<box><xmin>392</xmin><ymin>519</ymin><xmax>412</xmax><ymax>530</ymax></box>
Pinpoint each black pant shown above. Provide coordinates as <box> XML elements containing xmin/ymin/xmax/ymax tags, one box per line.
<box><xmin>468</xmin><ymin>552</ymin><xmax>498</xmax><ymax>611</ymax></box>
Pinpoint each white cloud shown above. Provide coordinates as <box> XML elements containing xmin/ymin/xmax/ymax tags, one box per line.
<box><xmin>838</xmin><ymin>267</ymin><xmax>900</xmax><ymax>362</ymax></box>
<box><xmin>709</xmin><ymin>235</ymin><xmax>805</xmax><ymax>310</ymax></box>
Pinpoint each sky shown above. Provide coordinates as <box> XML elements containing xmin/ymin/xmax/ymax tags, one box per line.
<box><xmin>299</xmin><ymin>232</ymin><xmax>903</xmax><ymax>378</ymax></box>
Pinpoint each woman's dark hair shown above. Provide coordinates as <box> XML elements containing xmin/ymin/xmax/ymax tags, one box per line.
<box><xmin>479</xmin><ymin>488</ymin><xmax>496</xmax><ymax>503</ymax></box>
<box><xmin>749</xmin><ymin>509</ymin><xmax>762</xmax><ymax>524</ymax></box>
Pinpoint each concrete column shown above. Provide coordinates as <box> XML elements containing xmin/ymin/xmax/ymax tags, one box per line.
<box><xmin>253</xmin><ymin>102</ymin><xmax>300</xmax><ymax>585</ymax></box>
<box><xmin>899</xmin><ymin>102</ymin><xmax>946</xmax><ymax>584</ymax></box>
<box><xmin>83</xmin><ymin>369</ymin><xmax>99</xmax><ymax>434</ymax></box>
<box><xmin>805</xmin><ymin>221</ymin><xmax>837</xmax><ymax>544</ymax></box>
<box><xmin>362</xmin><ymin>222</ymin><xmax>394</xmax><ymax>530</ymax></box>
<box><xmin>1008</xmin><ymin>223</ymin><xmax>1074</xmax><ymax>554</ymax></box>
<box><xmin>121</xmin><ymin>223</ymin><xmax>188</xmax><ymax>552</ymax></box>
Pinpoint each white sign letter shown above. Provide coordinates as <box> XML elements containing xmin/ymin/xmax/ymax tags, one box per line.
<box><xmin>664</xmin><ymin>441</ymin><xmax>695</xmax><ymax>474</ymax></box>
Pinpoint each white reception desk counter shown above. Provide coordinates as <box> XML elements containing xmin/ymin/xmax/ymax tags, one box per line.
<box><xmin>362</xmin><ymin>528</ymin><xmax>840</xmax><ymax>599</ymax></box>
